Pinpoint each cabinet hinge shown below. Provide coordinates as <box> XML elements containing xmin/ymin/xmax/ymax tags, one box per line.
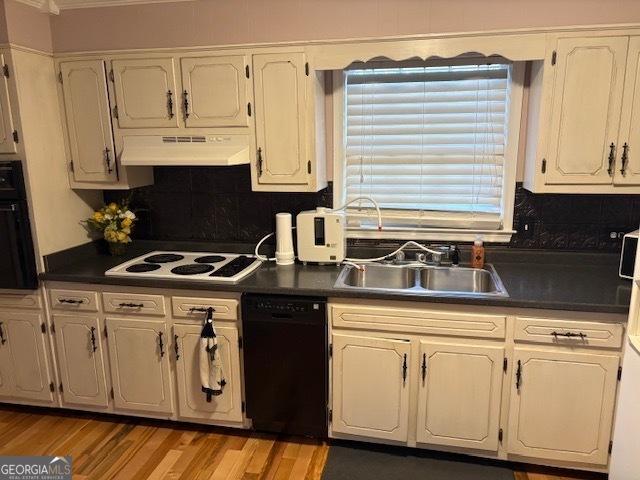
<box><xmin>503</xmin><ymin>358</ymin><xmax>507</xmax><ymax>372</ymax></box>
<box><xmin>498</xmin><ymin>428</ymin><xmax>503</xmax><ymax>443</ymax></box>
<box><xmin>49</xmin><ymin>382</ymin><xmax>55</xmax><ymax>393</ymax></box>
<box><xmin>609</xmin><ymin>440</ymin><xmax>613</xmax><ymax>454</ymax></box>
<box><xmin>241</xmin><ymin>401</ymin><xmax>245</xmax><ymax>413</ymax></box>
<box><xmin>328</xmin><ymin>408</ymin><xmax>332</xmax><ymax>422</ymax></box>
<box><xmin>41</xmin><ymin>323</ymin><xmax>46</xmax><ymax>334</ymax></box>
<box><xmin>104</xmin><ymin>326</ymin><xmax>108</xmax><ymax>339</ymax></box>
<box><xmin>69</xmin><ymin>161</ymin><xmax>74</xmax><ymax>173</ymax></box>
<box><xmin>238</xmin><ymin>337</ymin><xmax>243</xmax><ymax>349</ymax></box>
<box><xmin>58</xmin><ymin>71</ymin><xmax>63</xmax><ymax>84</ymax></box>
<box><xmin>2</xmin><ymin>64</ymin><xmax>9</xmax><ymax>78</ymax></box>
<box><xmin>110</xmin><ymin>387</ymin><xmax>114</xmax><ymax>399</ymax></box>
<box><xmin>51</xmin><ymin>322</ymin><xmax>55</xmax><ymax>334</ymax></box>
<box><xmin>307</xmin><ymin>160</ymin><xmax>311</xmax><ymax>174</ymax></box>
<box><xmin>112</xmin><ymin>105</ymin><xmax>119</xmax><ymax>119</ymax></box>
<box><xmin>109</xmin><ymin>69</ymin><xmax>114</xmax><ymax>82</ymax></box>
<box><xmin>305</xmin><ymin>62</ymin><xmax>309</xmax><ymax>76</ymax></box>
<box><xmin>12</xmin><ymin>130</ymin><xmax>19</xmax><ymax>143</ymax></box>
<box><xmin>551</xmin><ymin>50</ymin><xmax>557</xmax><ymax>65</ymax></box>
<box><xmin>541</xmin><ymin>158</ymin><xmax>547</xmax><ymax>174</ymax></box>
<box><xmin>245</xmin><ymin>65</ymin><xmax>250</xmax><ymax>79</ymax></box>
<box><xmin>329</xmin><ymin>343</ymin><xmax>333</xmax><ymax>358</ymax></box>
<box><xmin>59</xmin><ymin>382</ymin><xmax>63</xmax><ymax>393</ymax></box>
<box><xmin>618</xmin><ymin>366</ymin><xmax>622</xmax><ymax>381</ymax></box>
<box><xmin>247</xmin><ymin>102</ymin><xmax>252</xmax><ymax>117</ymax></box>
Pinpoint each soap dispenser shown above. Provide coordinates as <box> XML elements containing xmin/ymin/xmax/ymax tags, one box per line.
<box><xmin>472</xmin><ymin>235</ymin><xmax>485</xmax><ymax>269</ymax></box>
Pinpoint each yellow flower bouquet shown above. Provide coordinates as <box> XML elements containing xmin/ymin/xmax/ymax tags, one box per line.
<box><xmin>86</xmin><ymin>201</ymin><xmax>137</xmax><ymax>256</ymax></box>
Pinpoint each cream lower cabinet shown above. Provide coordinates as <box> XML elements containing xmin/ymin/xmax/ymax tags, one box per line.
<box><xmin>0</xmin><ymin>311</ymin><xmax>54</xmax><ymax>403</ymax></box>
<box><xmin>106</xmin><ymin>317</ymin><xmax>173</xmax><ymax>415</ymax></box>
<box><xmin>52</xmin><ymin>314</ymin><xmax>109</xmax><ymax>408</ymax></box>
<box><xmin>331</xmin><ymin>333</ymin><xmax>411</xmax><ymax>442</ymax></box>
<box><xmin>174</xmin><ymin>323</ymin><xmax>243</xmax><ymax>423</ymax></box>
<box><xmin>507</xmin><ymin>348</ymin><xmax>620</xmax><ymax>465</ymax></box>
<box><xmin>416</xmin><ymin>341</ymin><xmax>504</xmax><ymax>451</ymax></box>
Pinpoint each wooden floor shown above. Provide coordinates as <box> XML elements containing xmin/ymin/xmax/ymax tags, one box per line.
<box><xmin>0</xmin><ymin>405</ymin><xmax>605</xmax><ymax>480</ymax></box>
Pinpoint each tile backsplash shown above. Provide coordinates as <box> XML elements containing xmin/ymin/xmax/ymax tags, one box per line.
<box><xmin>104</xmin><ymin>167</ymin><xmax>640</xmax><ymax>252</ymax></box>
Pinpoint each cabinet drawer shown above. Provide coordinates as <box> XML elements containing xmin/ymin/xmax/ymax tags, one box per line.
<box><xmin>0</xmin><ymin>293</ymin><xmax>42</xmax><ymax>310</ymax></box>
<box><xmin>49</xmin><ymin>289</ymin><xmax>99</xmax><ymax>312</ymax></box>
<box><xmin>172</xmin><ymin>296</ymin><xmax>238</xmax><ymax>321</ymax></box>
<box><xmin>331</xmin><ymin>304</ymin><xmax>505</xmax><ymax>339</ymax></box>
<box><xmin>102</xmin><ymin>292</ymin><xmax>166</xmax><ymax>317</ymax></box>
<box><xmin>514</xmin><ymin>317</ymin><xmax>624</xmax><ymax>349</ymax></box>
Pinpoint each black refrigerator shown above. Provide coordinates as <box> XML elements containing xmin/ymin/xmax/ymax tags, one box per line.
<box><xmin>0</xmin><ymin>161</ymin><xmax>37</xmax><ymax>290</ymax></box>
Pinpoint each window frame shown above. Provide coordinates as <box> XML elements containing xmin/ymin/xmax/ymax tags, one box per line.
<box><xmin>332</xmin><ymin>58</ymin><xmax>525</xmax><ymax>243</ymax></box>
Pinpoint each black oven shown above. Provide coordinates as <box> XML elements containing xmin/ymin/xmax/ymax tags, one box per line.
<box><xmin>0</xmin><ymin>161</ymin><xmax>37</xmax><ymax>290</ymax></box>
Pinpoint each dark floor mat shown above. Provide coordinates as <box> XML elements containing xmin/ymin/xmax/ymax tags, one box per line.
<box><xmin>322</xmin><ymin>441</ymin><xmax>514</xmax><ymax>480</ymax></box>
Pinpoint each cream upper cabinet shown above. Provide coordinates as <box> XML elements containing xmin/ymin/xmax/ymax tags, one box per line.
<box><xmin>106</xmin><ymin>317</ymin><xmax>173</xmax><ymax>414</ymax></box>
<box><xmin>0</xmin><ymin>53</ymin><xmax>16</xmax><ymax>154</ymax></box>
<box><xmin>0</xmin><ymin>312</ymin><xmax>54</xmax><ymax>403</ymax></box>
<box><xmin>180</xmin><ymin>55</ymin><xmax>249</xmax><ymax>128</ymax></box>
<box><xmin>416</xmin><ymin>341</ymin><xmax>504</xmax><ymax>451</ymax></box>
<box><xmin>252</xmin><ymin>52</ymin><xmax>310</xmax><ymax>187</ymax></box>
<box><xmin>331</xmin><ymin>333</ymin><xmax>411</xmax><ymax>442</ymax></box>
<box><xmin>615</xmin><ymin>36</ymin><xmax>640</xmax><ymax>186</ymax></box>
<box><xmin>111</xmin><ymin>57</ymin><xmax>179</xmax><ymax>129</ymax></box>
<box><xmin>60</xmin><ymin>60</ymin><xmax>118</xmax><ymax>183</ymax></box>
<box><xmin>173</xmin><ymin>323</ymin><xmax>243</xmax><ymax>423</ymax></box>
<box><xmin>507</xmin><ymin>348</ymin><xmax>619</xmax><ymax>465</ymax></box>
<box><xmin>53</xmin><ymin>314</ymin><xmax>109</xmax><ymax>408</ymax></box>
<box><xmin>545</xmin><ymin>36</ymin><xmax>628</xmax><ymax>185</ymax></box>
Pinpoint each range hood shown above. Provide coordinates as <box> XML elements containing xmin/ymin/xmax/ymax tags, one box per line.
<box><xmin>120</xmin><ymin>134</ymin><xmax>250</xmax><ymax>166</ymax></box>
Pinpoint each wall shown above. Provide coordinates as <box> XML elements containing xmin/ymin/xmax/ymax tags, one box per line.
<box><xmin>104</xmin><ymin>167</ymin><xmax>640</xmax><ymax>252</ymax></box>
<box><xmin>1</xmin><ymin>0</ymin><xmax>53</xmax><ymax>52</ymax></box>
<box><xmin>0</xmin><ymin>1</ymin><xmax>8</xmax><ymax>45</ymax></box>
<box><xmin>50</xmin><ymin>0</ymin><xmax>640</xmax><ymax>53</ymax></box>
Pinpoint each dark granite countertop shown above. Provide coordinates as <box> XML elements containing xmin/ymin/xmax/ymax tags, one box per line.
<box><xmin>39</xmin><ymin>241</ymin><xmax>632</xmax><ymax>315</ymax></box>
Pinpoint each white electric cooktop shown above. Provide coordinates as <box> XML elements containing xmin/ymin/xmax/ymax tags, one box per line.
<box><xmin>105</xmin><ymin>251</ymin><xmax>262</xmax><ymax>283</ymax></box>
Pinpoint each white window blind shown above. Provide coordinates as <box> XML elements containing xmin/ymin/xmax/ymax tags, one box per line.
<box><xmin>343</xmin><ymin>63</ymin><xmax>511</xmax><ymax>229</ymax></box>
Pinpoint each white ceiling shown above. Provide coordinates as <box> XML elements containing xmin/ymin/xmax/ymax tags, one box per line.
<box><xmin>14</xmin><ymin>0</ymin><xmax>195</xmax><ymax>14</ymax></box>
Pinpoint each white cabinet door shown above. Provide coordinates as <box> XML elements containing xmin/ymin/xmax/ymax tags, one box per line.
<box><xmin>507</xmin><ymin>348</ymin><xmax>619</xmax><ymax>465</ymax></box>
<box><xmin>53</xmin><ymin>314</ymin><xmax>109</xmax><ymax>408</ymax></box>
<box><xmin>253</xmin><ymin>52</ymin><xmax>308</xmax><ymax>185</ymax></box>
<box><xmin>615</xmin><ymin>36</ymin><xmax>640</xmax><ymax>186</ymax></box>
<box><xmin>416</xmin><ymin>342</ymin><xmax>504</xmax><ymax>451</ymax></box>
<box><xmin>174</xmin><ymin>324</ymin><xmax>243</xmax><ymax>423</ymax></box>
<box><xmin>112</xmin><ymin>57</ymin><xmax>179</xmax><ymax>128</ymax></box>
<box><xmin>0</xmin><ymin>320</ymin><xmax>13</xmax><ymax>396</ymax></box>
<box><xmin>545</xmin><ymin>36</ymin><xmax>628</xmax><ymax>185</ymax></box>
<box><xmin>60</xmin><ymin>60</ymin><xmax>117</xmax><ymax>183</ymax></box>
<box><xmin>331</xmin><ymin>333</ymin><xmax>410</xmax><ymax>442</ymax></box>
<box><xmin>106</xmin><ymin>317</ymin><xmax>173</xmax><ymax>414</ymax></box>
<box><xmin>0</xmin><ymin>53</ymin><xmax>16</xmax><ymax>154</ymax></box>
<box><xmin>0</xmin><ymin>312</ymin><xmax>53</xmax><ymax>402</ymax></box>
<box><xmin>181</xmin><ymin>55</ymin><xmax>249</xmax><ymax>128</ymax></box>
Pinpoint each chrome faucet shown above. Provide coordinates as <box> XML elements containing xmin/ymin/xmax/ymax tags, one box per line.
<box><xmin>416</xmin><ymin>245</ymin><xmax>460</xmax><ymax>267</ymax></box>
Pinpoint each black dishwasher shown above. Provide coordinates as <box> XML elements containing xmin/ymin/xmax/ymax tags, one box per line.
<box><xmin>242</xmin><ymin>294</ymin><xmax>327</xmax><ymax>437</ymax></box>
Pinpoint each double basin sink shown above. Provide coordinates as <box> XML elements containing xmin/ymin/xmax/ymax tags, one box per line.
<box><xmin>335</xmin><ymin>263</ymin><xmax>508</xmax><ymax>297</ymax></box>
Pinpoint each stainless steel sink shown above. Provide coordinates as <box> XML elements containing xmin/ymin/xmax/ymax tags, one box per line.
<box><xmin>335</xmin><ymin>263</ymin><xmax>508</xmax><ymax>297</ymax></box>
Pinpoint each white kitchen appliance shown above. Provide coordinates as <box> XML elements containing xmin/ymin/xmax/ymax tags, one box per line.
<box><xmin>105</xmin><ymin>251</ymin><xmax>261</xmax><ymax>283</ymax></box>
<box><xmin>610</xmin><ymin>231</ymin><xmax>640</xmax><ymax>480</ymax></box>
<box><xmin>296</xmin><ymin>207</ymin><xmax>346</xmax><ymax>264</ymax></box>
<box><xmin>619</xmin><ymin>230</ymin><xmax>639</xmax><ymax>279</ymax></box>
<box><xmin>119</xmin><ymin>134</ymin><xmax>250</xmax><ymax>166</ymax></box>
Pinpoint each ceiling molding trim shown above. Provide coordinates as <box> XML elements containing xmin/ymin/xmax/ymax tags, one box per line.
<box><xmin>12</xmin><ymin>0</ymin><xmax>59</xmax><ymax>14</ymax></box>
<box><xmin>53</xmin><ymin>0</ymin><xmax>195</xmax><ymax>9</ymax></box>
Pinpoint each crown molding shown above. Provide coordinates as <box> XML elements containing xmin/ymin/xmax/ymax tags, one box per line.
<box><xmin>12</xmin><ymin>0</ymin><xmax>59</xmax><ymax>14</ymax></box>
<box><xmin>14</xmin><ymin>0</ymin><xmax>196</xmax><ymax>10</ymax></box>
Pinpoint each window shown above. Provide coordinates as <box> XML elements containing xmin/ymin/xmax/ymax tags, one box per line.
<box><xmin>333</xmin><ymin>59</ymin><xmax>524</xmax><ymax>242</ymax></box>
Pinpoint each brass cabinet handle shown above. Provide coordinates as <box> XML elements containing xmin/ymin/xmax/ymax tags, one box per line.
<box><xmin>621</xmin><ymin>143</ymin><xmax>629</xmax><ymax>176</ymax></box>
<box><xmin>118</xmin><ymin>302</ymin><xmax>144</xmax><ymax>308</ymax></box>
<box><xmin>0</xmin><ymin>322</ymin><xmax>5</xmax><ymax>345</ymax></box>
<box><xmin>608</xmin><ymin>143</ymin><xmax>616</xmax><ymax>176</ymax></box>
<box><xmin>515</xmin><ymin>360</ymin><xmax>522</xmax><ymax>392</ymax></box>
<box><xmin>189</xmin><ymin>306</ymin><xmax>214</xmax><ymax>313</ymax></box>
<box><xmin>421</xmin><ymin>353</ymin><xmax>427</xmax><ymax>382</ymax></box>
<box><xmin>174</xmin><ymin>334</ymin><xmax>180</xmax><ymax>360</ymax></box>
<box><xmin>59</xmin><ymin>298</ymin><xmax>84</xmax><ymax>304</ymax></box>
<box><xmin>90</xmin><ymin>326</ymin><xmax>97</xmax><ymax>353</ymax></box>
<box><xmin>167</xmin><ymin>90</ymin><xmax>174</xmax><ymax>118</ymax></box>
<box><xmin>402</xmin><ymin>353</ymin><xmax>407</xmax><ymax>385</ymax></box>
<box><xmin>257</xmin><ymin>147</ymin><xmax>263</xmax><ymax>177</ymax></box>
<box><xmin>183</xmin><ymin>90</ymin><xmax>190</xmax><ymax>119</ymax></box>
<box><xmin>551</xmin><ymin>331</ymin><xmax>587</xmax><ymax>340</ymax></box>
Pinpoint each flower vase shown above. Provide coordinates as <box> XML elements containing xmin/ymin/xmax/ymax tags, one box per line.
<box><xmin>108</xmin><ymin>241</ymin><xmax>127</xmax><ymax>256</ymax></box>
